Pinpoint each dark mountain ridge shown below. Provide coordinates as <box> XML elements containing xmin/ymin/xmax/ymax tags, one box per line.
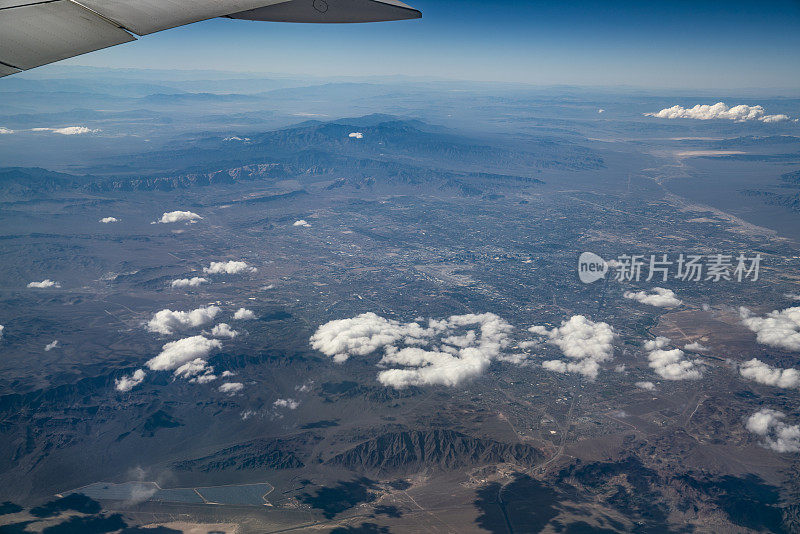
<box><xmin>326</xmin><ymin>429</ymin><xmax>544</xmax><ymax>475</ymax></box>
<box><xmin>0</xmin><ymin>116</ymin><xmax>599</xmax><ymax>198</ymax></box>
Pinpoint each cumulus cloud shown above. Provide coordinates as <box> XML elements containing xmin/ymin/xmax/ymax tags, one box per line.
<box><xmin>740</xmin><ymin>358</ymin><xmax>800</xmax><ymax>389</ymax></box>
<box><xmin>540</xmin><ymin>360</ymin><xmax>569</xmax><ymax>373</ymax></box>
<box><xmin>293</xmin><ymin>219</ymin><xmax>311</xmax><ymax>227</ymax></box>
<box><xmin>115</xmin><ymin>369</ymin><xmax>146</xmax><ymax>392</ymax></box>
<box><xmin>203</xmin><ymin>261</ymin><xmax>257</xmax><ymax>275</ymax></box>
<box><xmin>219</xmin><ymin>382</ymin><xmax>243</xmax><ymax>394</ymax></box>
<box><xmin>311</xmin><ymin>312</ymin><xmax>515</xmax><ymax>388</ymax></box>
<box><xmin>44</xmin><ymin>340</ymin><xmax>59</xmax><ymax>351</ymax></box>
<box><xmin>597</xmin><ymin>109</ymin><xmax>605</xmax><ymax>114</ymax></box>
<box><xmin>273</xmin><ymin>398</ymin><xmax>300</xmax><ymax>409</ymax></box>
<box><xmin>32</xmin><ymin>126</ymin><xmax>100</xmax><ymax>135</ymax></box>
<box><xmin>99</xmin><ymin>217</ymin><xmax>118</xmax><ymax>224</ymax></box>
<box><xmin>53</xmin><ymin>126</ymin><xmax>98</xmax><ymax>135</ymax></box>
<box><xmin>761</xmin><ymin>115</ymin><xmax>791</xmax><ymax>124</ymax></box>
<box><xmin>145</xmin><ymin>335</ymin><xmax>222</xmax><ymax>371</ymax></box>
<box><xmin>233</xmin><ymin>308</ymin><xmax>257</xmax><ymax>320</ymax></box>
<box><xmin>27</xmin><ymin>279</ymin><xmax>60</xmax><ymax>288</ymax></box>
<box><xmin>648</xmin><ymin>349</ymin><xmax>701</xmax><ymax>380</ymax></box>
<box><xmin>146</xmin><ymin>306</ymin><xmax>220</xmax><ymax>335</ymax></box>
<box><xmin>740</xmin><ymin>306</ymin><xmax>800</xmax><ymax>351</ymax></box>
<box><xmin>0</xmin><ymin>127</ymin><xmax>14</xmax><ymax>134</ymax></box>
<box><xmin>0</xmin><ymin>325</ymin><xmax>4</xmax><ymax>340</ymax></box>
<box><xmin>209</xmin><ymin>323</ymin><xmax>238</xmax><ymax>338</ymax></box>
<box><xmin>311</xmin><ymin>312</ymin><xmax>422</xmax><ymax>363</ymax></box>
<box><xmin>379</xmin><ymin>314</ymin><xmax>514</xmax><ymax>388</ymax></box>
<box><xmin>529</xmin><ymin>315</ymin><xmax>615</xmax><ymax>380</ymax></box>
<box><xmin>684</xmin><ymin>341</ymin><xmax>708</xmax><ymax>352</ymax></box>
<box><xmin>170</xmin><ymin>277</ymin><xmax>208</xmax><ymax>288</ymax></box>
<box><xmin>348</xmin><ymin>132</ymin><xmax>364</xmax><ymax>139</ymax></box>
<box><xmin>746</xmin><ymin>409</ymin><xmax>800</xmax><ymax>453</ymax></box>
<box><xmin>645</xmin><ymin>103</ymin><xmax>790</xmax><ymax>123</ymax></box>
<box><xmin>623</xmin><ymin>287</ymin><xmax>682</xmax><ymax>307</ymax></box>
<box><xmin>636</xmin><ymin>381</ymin><xmax>656</xmax><ymax>391</ymax></box>
<box><xmin>155</xmin><ymin>211</ymin><xmax>202</xmax><ymax>224</ymax></box>
<box><xmin>643</xmin><ymin>337</ymin><xmax>703</xmax><ymax>380</ymax></box>
<box><xmin>191</xmin><ymin>372</ymin><xmax>217</xmax><ymax>383</ymax></box>
<box><xmin>174</xmin><ymin>358</ymin><xmax>215</xmax><ymax>381</ymax></box>
<box><xmin>643</xmin><ymin>336</ymin><xmax>669</xmax><ymax>351</ymax></box>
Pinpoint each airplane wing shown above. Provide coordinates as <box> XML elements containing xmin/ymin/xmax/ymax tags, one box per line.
<box><xmin>228</xmin><ymin>0</ymin><xmax>422</xmax><ymax>24</ymax></box>
<box><xmin>0</xmin><ymin>0</ymin><xmax>420</xmax><ymax>77</ymax></box>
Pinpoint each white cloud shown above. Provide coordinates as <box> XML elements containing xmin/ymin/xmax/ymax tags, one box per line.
<box><xmin>146</xmin><ymin>335</ymin><xmax>222</xmax><ymax>371</ymax></box>
<box><xmin>495</xmin><ymin>351</ymin><xmax>528</xmax><ymax>365</ymax></box>
<box><xmin>310</xmin><ymin>312</ymin><xmax>429</xmax><ymax>364</ymax></box>
<box><xmin>146</xmin><ymin>306</ymin><xmax>220</xmax><ymax>335</ymax></box>
<box><xmin>209</xmin><ymin>323</ymin><xmax>238</xmax><ymax>338</ymax></box>
<box><xmin>99</xmin><ymin>217</ymin><xmax>118</xmax><ymax>224</ymax></box>
<box><xmin>293</xmin><ymin>219</ymin><xmax>310</xmax><ymax>227</ymax></box>
<box><xmin>378</xmin><ymin>346</ymin><xmax>488</xmax><ymax>389</ymax></box>
<box><xmin>32</xmin><ymin>126</ymin><xmax>100</xmax><ymax>135</ymax></box>
<box><xmin>240</xmin><ymin>409</ymin><xmax>258</xmax><ymax>420</ymax></box>
<box><xmin>643</xmin><ymin>337</ymin><xmax>702</xmax><ymax>380</ymax></box>
<box><xmin>0</xmin><ymin>325</ymin><xmax>4</xmax><ymax>340</ymax></box>
<box><xmin>541</xmin><ymin>359</ymin><xmax>569</xmax><ymax>373</ymax></box>
<box><xmin>221</xmin><ymin>370</ymin><xmax>236</xmax><ymax>377</ymax></box>
<box><xmin>684</xmin><ymin>341</ymin><xmax>708</xmax><ymax>352</ymax></box>
<box><xmin>311</xmin><ymin>312</ymin><xmax>515</xmax><ymax>388</ymax></box>
<box><xmin>597</xmin><ymin>109</ymin><xmax>605</xmax><ymax>114</ymax></box>
<box><xmin>53</xmin><ymin>126</ymin><xmax>99</xmax><ymax>135</ymax></box>
<box><xmin>623</xmin><ymin>287</ymin><xmax>682</xmax><ymax>307</ymax></box>
<box><xmin>191</xmin><ymin>371</ymin><xmax>218</xmax><ymax>384</ymax></box>
<box><xmin>170</xmin><ymin>277</ymin><xmax>208</xmax><ymax>288</ymax></box>
<box><xmin>348</xmin><ymin>132</ymin><xmax>364</xmax><ymax>139</ymax></box>
<box><xmin>785</xmin><ymin>293</ymin><xmax>800</xmax><ymax>300</ymax></box>
<box><xmin>645</xmin><ymin>103</ymin><xmax>790</xmax><ymax>123</ymax></box>
<box><xmin>115</xmin><ymin>369</ymin><xmax>146</xmax><ymax>392</ymax></box>
<box><xmin>529</xmin><ymin>315</ymin><xmax>615</xmax><ymax>380</ymax></box>
<box><xmin>219</xmin><ymin>382</ymin><xmax>243</xmax><ymax>394</ymax></box>
<box><xmin>643</xmin><ymin>336</ymin><xmax>669</xmax><ymax>351</ymax></box>
<box><xmin>27</xmin><ymin>279</ymin><xmax>60</xmax><ymax>288</ymax></box>
<box><xmin>740</xmin><ymin>306</ymin><xmax>800</xmax><ymax>351</ymax></box>
<box><xmin>223</xmin><ymin>136</ymin><xmax>250</xmax><ymax>142</ymax></box>
<box><xmin>635</xmin><ymin>381</ymin><xmax>656</xmax><ymax>391</ymax></box>
<box><xmin>0</xmin><ymin>127</ymin><xmax>14</xmax><ymax>134</ymax></box>
<box><xmin>174</xmin><ymin>358</ymin><xmax>215</xmax><ymax>381</ymax></box>
<box><xmin>746</xmin><ymin>409</ymin><xmax>800</xmax><ymax>453</ymax></box>
<box><xmin>273</xmin><ymin>398</ymin><xmax>300</xmax><ymax>409</ymax></box>
<box><xmin>233</xmin><ymin>308</ymin><xmax>256</xmax><ymax>320</ymax></box>
<box><xmin>203</xmin><ymin>261</ymin><xmax>256</xmax><ymax>274</ymax></box>
<box><xmin>648</xmin><ymin>349</ymin><xmax>702</xmax><ymax>380</ymax></box>
<box><xmin>44</xmin><ymin>340</ymin><xmax>59</xmax><ymax>351</ymax></box>
<box><xmin>155</xmin><ymin>211</ymin><xmax>202</xmax><ymax>224</ymax></box>
<box><xmin>740</xmin><ymin>358</ymin><xmax>800</xmax><ymax>389</ymax></box>
<box><xmin>761</xmin><ymin>114</ymin><xmax>791</xmax><ymax>124</ymax></box>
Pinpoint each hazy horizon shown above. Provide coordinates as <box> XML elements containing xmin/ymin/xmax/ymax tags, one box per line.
<box><xmin>22</xmin><ymin>0</ymin><xmax>798</xmax><ymax>91</ymax></box>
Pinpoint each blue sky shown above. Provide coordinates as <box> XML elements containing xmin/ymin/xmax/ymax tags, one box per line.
<box><xmin>62</xmin><ymin>0</ymin><xmax>800</xmax><ymax>89</ymax></box>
